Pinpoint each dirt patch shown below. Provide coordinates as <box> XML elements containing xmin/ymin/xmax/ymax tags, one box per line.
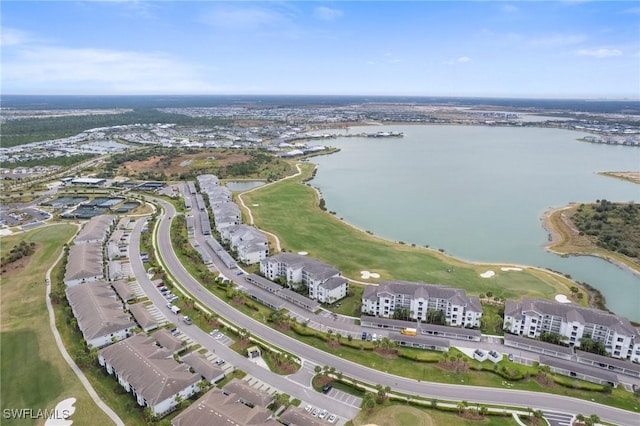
<box><xmin>438</xmin><ymin>360</ymin><xmax>469</xmax><ymax>373</ymax></box>
<box><xmin>313</xmin><ymin>374</ymin><xmax>334</xmax><ymax>388</ymax></box>
<box><xmin>118</xmin><ymin>150</ymin><xmax>251</xmax><ymax>177</ymax></box>
<box><xmin>373</xmin><ymin>348</ymin><xmax>399</xmax><ymax>359</ymax></box>
<box><xmin>0</xmin><ymin>254</ymin><xmax>32</xmax><ymax>276</ymax></box>
<box><xmin>326</xmin><ymin>339</ymin><xmax>341</xmax><ymax>349</ymax></box>
<box><xmin>534</xmin><ymin>374</ymin><xmax>555</xmax><ymax>388</ymax></box>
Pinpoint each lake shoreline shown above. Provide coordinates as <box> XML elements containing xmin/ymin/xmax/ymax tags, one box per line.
<box><xmin>542</xmin><ymin>205</ymin><xmax>640</xmax><ymax>278</ymax></box>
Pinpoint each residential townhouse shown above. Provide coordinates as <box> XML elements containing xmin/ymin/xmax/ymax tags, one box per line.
<box><xmin>361</xmin><ymin>280</ymin><xmax>482</xmax><ymax>328</ymax></box>
<box><xmin>259</xmin><ymin>253</ymin><xmax>348</xmax><ymax>303</ymax></box>
<box><xmin>504</xmin><ymin>297</ymin><xmax>640</xmax><ymax>361</ymax></box>
<box><xmin>98</xmin><ymin>334</ymin><xmax>201</xmax><ymax>417</ymax></box>
<box><xmin>64</xmin><ymin>242</ymin><xmax>104</xmax><ymax>286</ymax></box>
<box><xmin>172</xmin><ymin>381</ymin><xmax>279</xmax><ymax>426</ymax></box>
<box><xmin>74</xmin><ymin>214</ymin><xmax>116</xmax><ymax>244</ymax></box>
<box><xmin>65</xmin><ymin>280</ymin><xmax>135</xmax><ymax>348</ymax></box>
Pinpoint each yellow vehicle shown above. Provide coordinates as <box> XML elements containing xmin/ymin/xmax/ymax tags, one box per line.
<box><xmin>400</xmin><ymin>328</ymin><xmax>417</xmax><ymax>336</ymax></box>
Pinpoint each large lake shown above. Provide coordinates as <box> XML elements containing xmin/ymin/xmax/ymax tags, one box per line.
<box><xmin>310</xmin><ymin>125</ymin><xmax>640</xmax><ymax>321</ymax></box>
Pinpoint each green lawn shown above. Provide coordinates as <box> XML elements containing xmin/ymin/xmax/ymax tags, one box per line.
<box><xmin>349</xmin><ymin>402</ymin><xmax>518</xmax><ymax>426</ymax></box>
<box><xmin>0</xmin><ymin>224</ymin><xmax>113</xmax><ymax>426</ymax></box>
<box><xmin>241</xmin><ymin>163</ymin><xmax>580</xmax><ymax>301</ymax></box>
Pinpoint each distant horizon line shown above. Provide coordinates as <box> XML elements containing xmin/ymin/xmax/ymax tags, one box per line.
<box><xmin>2</xmin><ymin>93</ymin><xmax>639</xmax><ymax>102</ymax></box>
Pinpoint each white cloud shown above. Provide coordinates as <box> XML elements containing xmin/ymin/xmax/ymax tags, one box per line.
<box><xmin>576</xmin><ymin>48</ymin><xmax>623</xmax><ymax>58</ymax></box>
<box><xmin>314</xmin><ymin>6</ymin><xmax>343</xmax><ymax>22</ymax></box>
<box><xmin>445</xmin><ymin>56</ymin><xmax>473</xmax><ymax>65</ymax></box>
<box><xmin>528</xmin><ymin>33</ymin><xmax>586</xmax><ymax>48</ymax></box>
<box><xmin>198</xmin><ymin>5</ymin><xmax>291</xmax><ymax>31</ymax></box>
<box><xmin>1</xmin><ymin>27</ymin><xmax>36</xmax><ymax>47</ymax></box>
<box><xmin>3</xmin><ymin>45</ymin><xmax>219</xmax><ymax>94</ymax></box>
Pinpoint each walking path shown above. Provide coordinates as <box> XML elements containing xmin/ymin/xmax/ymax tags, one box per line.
<box><xmin>44</xmin><ymin>225</ymin><xmax>124</xmax><ymax>426</ymax></box>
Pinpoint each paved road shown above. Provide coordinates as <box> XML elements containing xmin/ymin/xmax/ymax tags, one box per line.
<box><xmin>153</xmin><ymin>198</ymin><xmax>640</xmax><ymax>425</ymax></box>
<box><xmin>129</xmin><ymin>217</ymin><xmax>359</xmax><ymax>421</ymax></box>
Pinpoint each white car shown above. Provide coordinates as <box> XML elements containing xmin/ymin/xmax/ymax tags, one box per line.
<box><xmin>328</xmin><ymin>414</ymin><xmax>338</xmax><ymax>424</ymax></box>
<box><xmin>304</xmin><ymin>405</ymin><xmax>312</xmax><ymax>413</ymax></box>
<box><xmin>311</xmin><ymin>408</ymin><xmax>319</xmax><ymax>417</ymax></box>
<box><xmin>318</xmin><ymin>409</ymin><xmax>328</xmax><ymax>419</ymax></box>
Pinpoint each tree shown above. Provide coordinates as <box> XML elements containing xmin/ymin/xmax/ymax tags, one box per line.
<box><xmin>586</xmin><ymin>414</ymin><xmax>601</xmax><ymax>426</ymax></box>
<box><xmin>456</xmin><ymin>401</ymin><xmax>467</xmax><ymax>415</ymax></box>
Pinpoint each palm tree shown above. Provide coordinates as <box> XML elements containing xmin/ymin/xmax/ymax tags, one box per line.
<box><xmin>574</xmin><ymin>414</ymin><xmax>586</xmax><ymax>425</ymax></box>
<box><xmin>587</xmin><ymin>414</ymin><xmax>601</xmax><ymax>426</ymax></box>
<box><xmin>456</xmin><ymin>401</ymin><xmax>467</xmax><ymax>415</ymax></box>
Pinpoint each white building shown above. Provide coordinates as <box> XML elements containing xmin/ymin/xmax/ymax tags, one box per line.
<box><xmin>221</xmin><ymin>224</ymin><xmax>269</xmax><ymax>265</ymax></box>
<box><xmin>504</xmin><ymin>298</ymin><xmax>640</xmax><ymax>361</ymax></box>
<box><xmin>99</xmin><ymin>334</ymin><xmax>201</xmax><ymax>417</ymax></box>
<box><xmin>260</xmin><ymin>253</ymin><xmax>348</xmax><ymax>303</ymax></box>
<box><xmin>361</xmin><ymin>280</ymin><xmax>482</xmax><ymax>328</ymax></box>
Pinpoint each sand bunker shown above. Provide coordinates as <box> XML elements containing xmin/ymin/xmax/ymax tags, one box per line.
<box><xmin>44</xmin><ymin>397</ymin><xmax>76</xmax><ymax>425</ymax></box>
<box><xmin>501</xmin><ymin>267</ymin><xmax>523</xmax><ymax>272</ymax></box>
<box><xmin>252</xmin><ymin>204</ymin><xmax>259</xmax><ymax>207</ymax></box>
<box><xmin>555</xmin><ymin>294</ymin><xmax>571</xmax><ymax>304</ymax></box>
<box><xmin>480</xmin><ymin>270</ymin><xmax>496</xmax><ymax>278</ymax></box>
<box><xmin>361</xmin><ymin>271</ymin><xmax>381</xmax><ymax>279</ymax></box>
<box><xmin>298</xmin><ymin>251</ymin><xmax>308</xmax><ymax>256</ymax></box>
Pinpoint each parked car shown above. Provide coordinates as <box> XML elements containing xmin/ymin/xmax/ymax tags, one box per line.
<box><xmin>322</xmin><ymin>384</ymin><xmax>332</xmax><ymax>394</ymax></box>
<box><xmin>328</xmin><ymin>414</ymin><xmax>338</xmax><ymax>424</ymax></box>
<box><xmin>319</xmin><ymin>409</ymin><xmax>328</xmax><ymax>419</ymax></box>
<box><xmin>361</xmin><ymin>332</ymin><xmax>367</xmax><ymax>340</ymax></box>
<box><xmin>182</xmin><ymin>316</ymin><xmax>192</xmax><ymax>325</ymax></box>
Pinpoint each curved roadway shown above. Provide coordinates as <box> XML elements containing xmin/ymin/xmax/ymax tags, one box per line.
<box><xmin>154</xmin><ymin>198</ymin><xmax>640</xmax><ymax>426</ymax></box>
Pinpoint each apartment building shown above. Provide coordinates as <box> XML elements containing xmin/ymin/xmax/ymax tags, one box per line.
<box><xmin>504</xmin><ymin>297</ymin><xmax>640</xmax><ymax>361</ymax></box>
<box><xmin>361</xmin><ymin>280</ymin><xmax>482</xmax><ymax>328</ymax></box>
<box><xmin>259</xmin><ymin>253</ymin><xmax>348</xmax><ymax>303</ymax></box>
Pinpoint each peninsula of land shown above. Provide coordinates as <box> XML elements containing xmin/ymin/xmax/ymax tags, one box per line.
<box><xmin>543</xmin><ymin>200</ymin><xmax>640</xmax><ymax>277</ymax></box>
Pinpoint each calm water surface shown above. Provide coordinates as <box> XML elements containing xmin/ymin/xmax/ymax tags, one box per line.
<box><xmin>310</xmin><ymin>125</ymin><xmax>640</xmax><ymax>321</ymax></box>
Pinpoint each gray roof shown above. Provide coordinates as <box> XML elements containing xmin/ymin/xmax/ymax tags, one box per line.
<box><xmin>153</xmin><ymin>329</ymin><xmax>185</xmax><ymax>353</ymax></box>
<box><xmin>129</xmin><ymin>303</ymin><xmax>158</xmax><ymax>331</ymax></box>
<box><xmin>365</xmin><ymin>280</ymin><xmax>477</xmax><ymax>310</ymax></box>
<box><xmin>246</xmin><ymin>274</ymin><xmax>282</xmax><ymax>292</ymax></box>
<box><xmin>64</xmin><ymin>242</ymin><xmax>103</xmax><ymax>283</ymax></box>
<box><xmin>360</xmin><ymin>316</ymin><xmax>481</xmax><ymax>339</ymax></box>
<box><xmin>75</xmin><ymin>214</ymin><xmax>115</xmax><ymax>243</ymax></box>
<box><xmin>503</xmin><ymin>334</ymin><xmax>574</xmax><ymax>355</ymax></box>
<box><xmin>265</xmin><ymin>253</ymin><xmax>339</xmax><ymax>281</ymax></box>
<box><xmin>576</xmin><ymin>350</ymin><xmax>640</xmax><ymax>374</ymax></box>
<box><xmin>223</xmin><ymin>379</ymin><xmax>274</xmax><ymax>408</ymax></box>
<box><xmin>181</xmin><ymin>352</ymin><xmax>225</xmax><ymax>383</ymax></box>
<box><xmin>172</xmin><ymin>387</ymin><xmax>279</xmax><ymax>426</ymax></box>
<box><xmin>319</xmin><ymin>276</ymin><xmax>348</xmax><ymax>291</ymax></box>
<box><xmin>99</xmin><ymin>334</ymin><xmax>200</xmax><ymax>406</ymax></box>
<box><xmin>111</xmin><ymin>279</ymin><xmax>135</xmax><ymax>302</ymax></box>
<box><xmin>521</xmin><ymin>298</ymin><xmax>638</xmax><ymax>337</ymax></box>
<box><xmin>65</xmin><ymin>281</ymin><xmax>134</xmax><ymax>344</ymax></box>
<box><xmin>539</xmin><ymin>356</ymin><xmax>618</xmax><ymax>384</ymax></box>
<box><xmin>280</xmin><ymin>407</ymin><xmax>325</xmax><ymax>426</ymax></box>
<box><xmin>246</xmin><ymin>287</ymin><xmax>286</xmax><ymax>310</ymax></box>
<box><xmin>388</xmin><ymin>332</ymin><xmax>450</xmax><ymax>349</ymax></box>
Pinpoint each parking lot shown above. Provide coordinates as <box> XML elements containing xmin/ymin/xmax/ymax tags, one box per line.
<box><xmin>326</xmin><ymin>388</ymin><xmax>362</xmax><ymax>408</ymax></box>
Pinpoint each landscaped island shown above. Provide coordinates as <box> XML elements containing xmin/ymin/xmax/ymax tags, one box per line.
<box><xmin>544</xmin><ymin>199</ymin><xmax>640</xmax><ymax>276</ymax></box>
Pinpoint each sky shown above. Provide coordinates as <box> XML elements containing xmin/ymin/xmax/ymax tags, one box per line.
<box><xmin>1</xmin><ymin>1</ymin><xmax>639</xmax><ymax>99</ymax></box>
